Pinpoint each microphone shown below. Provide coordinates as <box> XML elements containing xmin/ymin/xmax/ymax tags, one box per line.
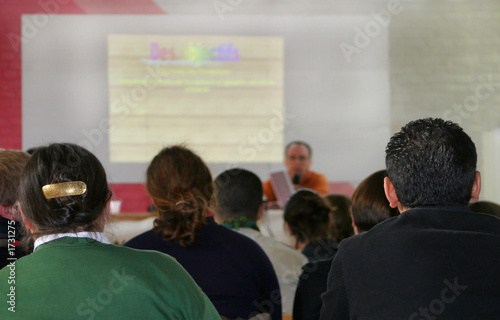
<box><xmin>292</xmin><ymin>174</ymin><xmax>301</xmax><ymax>185</ymax></box>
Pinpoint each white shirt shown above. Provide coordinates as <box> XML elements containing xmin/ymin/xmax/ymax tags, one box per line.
<box><xmin>33</xmin><ymin>231</ymin><xmax>111</xmax><ymax>252</ymax></box>
<box><xmin>237</xmin><ymin>227</ymin><xmax>308</xmax><ymax>315</ymax></box>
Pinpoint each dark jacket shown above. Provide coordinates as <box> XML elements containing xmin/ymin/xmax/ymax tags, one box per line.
<box><xmin>320</xmin><ymin>206</ymin><xmax>500</xmax><ymax>320</ymax></box>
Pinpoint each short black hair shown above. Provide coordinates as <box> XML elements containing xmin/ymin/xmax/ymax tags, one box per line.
<box><xmin>285</xmin><ymin>141</ymin><xmax>312</xmax><ymax>158</ymax></box>
<box><xmin>214</xmin><ymin>168</ymin><xmax>263</xmax><ymax>222</ymax></box>
<box><xmin>385</xmin><ymin>118</ymin><xmax>477</xmax><ymax>207</ymax></box>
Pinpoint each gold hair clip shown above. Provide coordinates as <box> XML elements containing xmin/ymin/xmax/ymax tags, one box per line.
<box><xmin>42</xmin><ymin>181</ymin><xmax>87</xmax><ymax>200</ymax></box>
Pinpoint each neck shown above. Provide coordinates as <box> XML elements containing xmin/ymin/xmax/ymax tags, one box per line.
<box><xmin>294</xmin><ymin>238</ymin><xmax>307</xmax><ymax>251</ymax></box>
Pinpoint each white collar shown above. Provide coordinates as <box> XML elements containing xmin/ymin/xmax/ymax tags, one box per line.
<box><xmin>33</xmin><ymin>231</ymin><xmax>111</xmax><ymax>252</ymax></box>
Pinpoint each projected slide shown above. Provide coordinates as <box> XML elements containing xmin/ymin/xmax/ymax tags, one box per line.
<box><xmin>108</xmin><ymin>34</ymin><xmax>284</xmax><ymax>163</ymax></box>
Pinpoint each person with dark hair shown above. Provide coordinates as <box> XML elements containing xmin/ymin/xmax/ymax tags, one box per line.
<box><xmin>0</xmin><ymin>150</ymin><xmax>30</xmax><ymax>269</ymax></box>
<box><xmin>125</xmin><ymin>146</ymin><xmax>281</xmax><ymax>320</ymax></box>
<box><xmin>263</xmin><ymin>141</ymin><xmax>329</xmax><ymax>203</ymax></box>
<box><xmin>213</xmin><ymin>168</ymin><xmax>307</xmax><ymax>315</ymax></box>
<box><xmin>323</xmin><ymin>194</ymin><xmax>354</xmax><ymax>242</ymax></box>
<box><xmin>320</xmin><ymin>118</ymin><xmax>500</xmax><ymax>319</ymax></box>
<box><xmin>468</xmin><ymin>200</ymin><xmax>500</xmax><ymax>218</ymax></box>
<box><xmin>293</xmin><ymin>170</ymin><xmax>397</xmax><ymax>320</ymax></box>
<box><xmin>350</xmin><ymin>170</ymin><xmax>399</xmax><ymax>234</ymax></box>
<box><xmin>283</xmin><ymin>189</ymin><xmax>337</xmax><ymax>261</ymax></box>
<box><xmin>0</xmin><ymin>143</ymin><xmax>220</xmax><ymax>319</ymax></box>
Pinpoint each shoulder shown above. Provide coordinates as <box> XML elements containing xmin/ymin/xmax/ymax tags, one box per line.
<box><xmin>246</xmin><ymin>229</ymin><xmax>306</xmax><ymax>258</ymax></box>
<box><xmin>302</xmin><ymin>257</ymin><xmax>334</xmax><ymax>277</ymax></box>
<box><xmin>306</xmin><ymin>170</ymin><xmax>328</xmax><ymax>185</ymax></box>
<box><xmin>214</xmin><ymin>224</ymin><xmax>267</xmax><ymax>250</ymax></box>
<box><xmin>106</xmin><ymin>244</ymin><xmax>192</xmax><ymax>277</ymax></box>
<box><xmin>310</xmin><ymin>170</ymin><xmax>327</xmax><ymax>178</ymax></box>
<box><xmin>123</xmin><ymin>229</ymin><xmax>159</xmax><ymax>248</ymax></box>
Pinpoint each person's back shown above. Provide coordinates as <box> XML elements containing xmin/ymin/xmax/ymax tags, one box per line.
<box><xmin>326</xmin><ymin>206</ymin><xmax>500</xmax><ymax>318</ymax></box>
<box><xmin>126</xmin><ymin>218</ymin><xmax>282</xmax><ymax>319</ymax></box>
<box><xmin>320</xmin><ymin>118</ymin><xmax>500</xmax><ymax>319</ymax></box>
<box><xmin>124</xmin><ymin>146</ymin><xmax>281</xmax><ymax>320</ymax></box>
<box><xmin>213</xmin><ymin>168</ymin><xmax>308</xmax><ymax>315</ymax></box>
<box><xmin>0</xmin><ymin>143</ymin><xmax>219</xmax><ymax>320</ymax></box>
<box><xmin>3</xmin><ymin>238</ymin><xmax>218</xmax><ymax>319</ymax></box>
<box><xmin>295</xmin><ymin>170</ymin><xmax>398</xmax><ymax>320</ymax></box>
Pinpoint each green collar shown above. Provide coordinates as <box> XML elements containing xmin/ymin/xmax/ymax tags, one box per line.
<box><xmin>221</xmin><ymin>217</ymin><xmax>259</xmax><ymax>231</ymax></box>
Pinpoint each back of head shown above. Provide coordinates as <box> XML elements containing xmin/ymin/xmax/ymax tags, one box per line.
<box><xmin>147</xmin><ymin>145</ymin><xmax>213</xmax><ymax>247</ymax></box>
<box><xmin>324</xmin><ymin>194</ymin><xmax>354</xmax><ymax>242</ymax></box>
<box><xmin>284</xmin><ymin>189</ymin><xmax>331</xmax><ymax>244</ymax></box>
<box><xmin>468</xmin><ymin>201</ymin><xmax>500</xmax><ymax>218</ymax></box>
<box><xmin>19</xmin><ymin>143</ymin><xmax>111</xmax><ymax>242</ymax></box>
<box><xmin>351</xmin><ymin>170</ymin><xmax>399</xmax><ymax>233</ymax></box>
<box><xmin>214</xmin><ymin>168</ymin><xmax>263</xmax><ymax>223</ymax></box>
<box><xmin>0</xmin><ymin>150</ymin><xmax>30</xmax><ymax>208</ymax></box>
<box><xmin>385</xmin><ymin>118</ymin><xmax>477</xmax><ymax>207</ymax></box>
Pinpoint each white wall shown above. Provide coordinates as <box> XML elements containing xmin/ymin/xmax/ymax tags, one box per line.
<box><xmin>22</xmin><ymin>14</ymin><xmax>390</xmax><ymax>184</ymax></box>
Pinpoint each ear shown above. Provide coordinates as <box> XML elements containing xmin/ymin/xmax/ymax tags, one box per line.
<box><xmin>350</xmin><ymin>209</ymin><xmax>359</xmax><ymax>235</ymax></box>
<box><xmin>284</xmin><ymin>222</ymin><xmax>293</xmax><ymax>235</ymax></box>
<box><xmin>469</xmin><ymin>171</ymin><xmax>481</xmax><ymax>203</ymax></box>
<box><xmin>384</xmin><ymin>177</ymin><xmax>401</xmax><ymax>209</ymax></box>
<box><xmin>18</xmin><ymin>205</ymin><xmax>36</xmax><ymax>233</ymax></box>
<box><xmin>256</xmin><ymin>203</ymin><xmax>265</xmax><ymax>221</ymax></box>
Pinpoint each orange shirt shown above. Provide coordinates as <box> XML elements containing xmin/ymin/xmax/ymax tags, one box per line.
<box><xmin>263</xmin><ymin>170</ymin><xmax>329</xmax><ymax>201</ymax></box>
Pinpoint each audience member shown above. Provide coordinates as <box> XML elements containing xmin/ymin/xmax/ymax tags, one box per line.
<box><xmin>0</xmin><ymin>150</ymin><xmax>30</xmax><ymax>269</ymax></box>
<box><xmin>294</xmin><ymin>170</ymin><xmax>396</xmax><ymax>320</ymax></box>
<box><xmin>320</xmin><ymin>118</ymin><xmax>500</xmax><ymax>319</ymax></box>
<box><xmin>284</xmin><ymin>189</ymin><xmax>337</xmax><ymax>261</ymax></box>
<box><xmin>263</xmin><ymin>141</ymin><xmax>328</xmax><ymax>203</ymax></box>
<box><xmin>323</xmin><ymin>194</ymin><xmax>354</xmax><ymax>242</ymax></box>
<box><xmin>0</xmin><ymin>143</ymin><xmax>220</xmax><ymax>319</ymax></box>
<box><xmin>468</xmin><ymin>200</ymin><xmax>500</xmax><ymax>218</ymax></box>
<box><xmin>213</xmin><ymin>168</ymin><xmax>308</xmax><ymax>315</ymax></box>
<box><xmin>124</xmin><ymin>145</ymin><xmax>282</xmax><ymax>320</ymax></box>
<box><xmin>350</xmin><ymin>170</ymin><xmax>399</xmax><ymax>234</ymax></box>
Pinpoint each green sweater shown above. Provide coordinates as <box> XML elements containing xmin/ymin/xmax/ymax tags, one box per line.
<box><xmin>0</xmin><ymin>237</ymin><xmax>220</xmax><ymax>320</ymax></box>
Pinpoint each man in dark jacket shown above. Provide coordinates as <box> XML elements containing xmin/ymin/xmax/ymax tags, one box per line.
<box><xmin>320</xmin><ymin>118</ymin><xmax>500</xmax><ymax>319</ymax></box>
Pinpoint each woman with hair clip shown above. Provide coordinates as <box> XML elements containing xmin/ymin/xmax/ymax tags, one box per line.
<box><xmin>125</xmin><ymin>145</ymin><xmax>281</xmax><ymax>320</ymax></box>
<box><xmin>0</xmin><ymin>143</ymin><xmax>220</xmax><ymax>320</ymax></box>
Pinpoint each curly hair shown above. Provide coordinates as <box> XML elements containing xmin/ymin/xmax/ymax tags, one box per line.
<box><xmin>147</xmin><ymin>145</ymin><xmax>213</xmax><ymax>247</ymax></box>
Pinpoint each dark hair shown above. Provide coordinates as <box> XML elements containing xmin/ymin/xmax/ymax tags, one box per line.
<box><xmin>0</xmin><ymin>150</ymin><xmax>30</xmax><ymax>207</ymax></box>
<box><xmin>19</xmin><ymin>143</ymin><xmax>111</xmax><ymax>238</ymax></box>
<box><xmin>214</xmin><ymin>168</ymin><xmax>263</xmax><ymax>223</ymax></box>
<box><xmin>385</xmin><ymin>118</ymin><xmax>477</xmax><ymax>207</ymax></box>
<box><xmin>351</xmin><ymin>170</ymin><xmax>399</xmax><ymax>233</ymax></box>
<box><xmin>284</xmin><ymin>189</ymin><xmax>331</xmax><ymax>246</ymax></box>
<box><xmin>323</xmin><ymin>194</ymin><xmax>354</xmax><ymax>242</ymax></box>
<box><xmin>147</xmin><ymin>145</ymin><xmax>213</xmax><ymax>247</ymax></box>
<box><xmin>285</xmin><ymin>141</ymin><xmax>312</xmax><ymax>158</ymax></box>
<box><xmin>468</xmin><ymin>201</ymin><xmax>500</xmax><ymax>218</ymax></box>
